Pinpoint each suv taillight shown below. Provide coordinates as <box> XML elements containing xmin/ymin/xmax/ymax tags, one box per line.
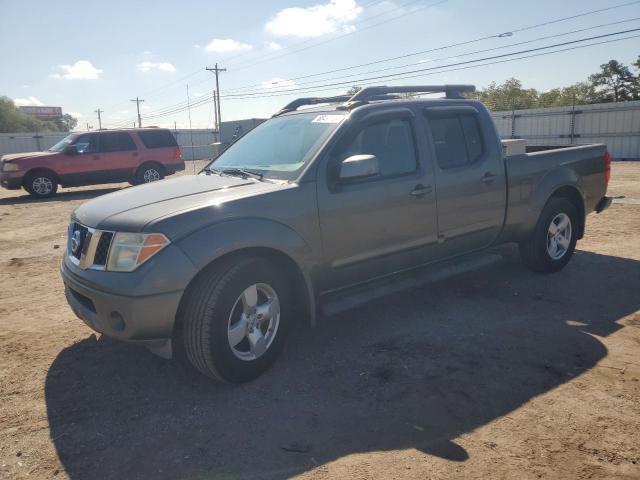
<box><xmin>174</xmin><ymin>147</ymin><xmax>182</xmax><ymax>160</ymax></box>
<box><xmin>604</xmin><ymin>151</ymin><xmax>611</xmax><ymax>184</ymax></box>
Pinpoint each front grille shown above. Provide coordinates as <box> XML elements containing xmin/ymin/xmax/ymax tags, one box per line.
<box><xmin>68</xmin><ymin>222</ymin><xmax>114</xmax><ymax>270</ymax></box>
<box><xmin>94</xmin><ymin>232</ymin><xmax>113</xmax><ymax>266</ymax></box>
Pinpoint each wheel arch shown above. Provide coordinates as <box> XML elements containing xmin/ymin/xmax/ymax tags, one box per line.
<box><xmin>173</xmin><ymin>245</ymin><xmax>316</xmax><ymax>340</ymax></box>
<box><xmin>136</xmin><ymin>161</ymin><xmax>166</xmax><ymax>176</ymax></box>
<box><xmin>548</xmin><ymin>185</ymin><xmax>585</xmax><ymax>239</ymax></box>
<box><xmin>22</xmin><ymin>167</ymin><xmax>60</xmax><ymax>187</ymax></box>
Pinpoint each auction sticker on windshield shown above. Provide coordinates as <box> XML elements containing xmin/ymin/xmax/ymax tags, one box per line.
<box><xmin>312</xmin><ymin>114</ymin><xmax>345</xmax><ymax>123</ymax></box>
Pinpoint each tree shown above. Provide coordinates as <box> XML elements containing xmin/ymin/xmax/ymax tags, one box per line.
<box><xmin>588</xmin><ymin>60</ymin><xmax>638</xmax><ymax>102</ymax></box>
<box><xmin>55</xmin><ymin>113</ymin><xmax>78</xmax><ymax>132</ymax></box>
<box><xmin>472</xmin><ymin>78</ymin><xmax>539</xmax><ymax>111</ymax></box>
<box><xmin>345</xmin><ymin>86</ymin><xmax>362</xmax><ymax>96</ymax></box>
<box><xmin>538</xmin><ymin>82</ymin><xmax>599</xmax><ymax>107</ymax></box>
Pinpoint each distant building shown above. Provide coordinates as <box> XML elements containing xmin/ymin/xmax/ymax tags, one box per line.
<box><xmin>19</xmin><ymin>106</ymin><xmax>63</xmax><ymax>121</ymax></box>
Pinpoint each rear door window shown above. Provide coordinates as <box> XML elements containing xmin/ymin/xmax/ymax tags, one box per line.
<box><xmin>100</xmin><ymin>132</ymin><xmax>137</xmax><ymax>152</ymax></box>
<box><xmin>428</xmin><ymin>114</ymin><xmax>485</xmax><ymax>169</ymax></box>
<box><xmin>137</xmin><ymin>130</ymin><xmax>178</xmax><ymax>149</ymax></box>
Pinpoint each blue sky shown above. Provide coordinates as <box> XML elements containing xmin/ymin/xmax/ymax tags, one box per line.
<box><xmin>1</xmin><ymin>0</ymin><xmax>639</xmax><ymax>129</ymax></box>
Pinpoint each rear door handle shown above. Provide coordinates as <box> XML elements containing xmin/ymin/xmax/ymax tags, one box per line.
<box><xmin>410</xmin><ymin>184</ymin><xmax>432</xmax><ymax>197</ymax></box>
<box><xmin>481</xmin><ymin>172</ymin><xmax>497</xmax><ymax>184</ymax></box>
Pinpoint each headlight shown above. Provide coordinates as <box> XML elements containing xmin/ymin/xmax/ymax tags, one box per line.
<box><xmin>1</xmin><ymin>162</ymin><xmax>19</xmax><ymax>172</ymax></box>
<box><xmin>106</xmin><ymin>232</ymin><xmax>170</xmax><ymax>272</ymax></box>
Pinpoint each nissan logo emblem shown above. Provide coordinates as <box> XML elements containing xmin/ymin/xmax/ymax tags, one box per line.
<box><xmin>71</xmin><ymin>230</ymin><xmax>82</xmax><ymax>255</ymax></box>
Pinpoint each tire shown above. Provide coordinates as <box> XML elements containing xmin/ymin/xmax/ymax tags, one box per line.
<box><xmin>519</xmin><ymin>197</ymin><xmax>579</xmax><ymax>273</ymax></box>
<box><xmin>180</xmin><ymin>257</ymin><xmax>292</xmax><ymax>383</ymax></box>
<box><xmin>134</xmin><ymin>163</ymin><xmax>165</xmax><ymax>185</ymax></box>
<box><xmin>24</xmin><ymin>171</ymin><xmax>58</xmax><ymax>198</ymax></box>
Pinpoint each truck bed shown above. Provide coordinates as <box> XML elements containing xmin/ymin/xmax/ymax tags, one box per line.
<box><xmin>500</xmin><ymin>143</ymin><xmax>608</xmax><ymax>242</ymax></box>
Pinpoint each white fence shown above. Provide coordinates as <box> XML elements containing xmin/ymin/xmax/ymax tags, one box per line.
<box><xmin>2</xmin><ymin>102</ymin><xmax>639</xmax><ymax>160</ymax></box>
<box><xmin>0</xmin><ymin>118</ymin><xmax>265</xmax><ymax>161</ymax></box>
<box><xmin>491</xmin><ymin>100</ymin><xmax>640</xmax><ymax>160</ymax></box>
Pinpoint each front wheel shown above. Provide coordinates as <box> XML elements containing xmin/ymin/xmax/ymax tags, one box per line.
<box><xmin>24</xmin><ymin>171</ymin><xmax>58</xmax><ymax>198</ymax></box>
<box><xmin>180</xmin><ymin>257</ymin><xmax>291</xmax><ymax>382</ymax></box>
<box><xmin>519</xmin><ymin>197</ymin><xmax>578</xmax><ymax>273</ymax></box>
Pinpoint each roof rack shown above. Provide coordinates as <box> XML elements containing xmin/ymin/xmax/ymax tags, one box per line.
<box><xmin>347</xmin><ymin>85</ymin><xmax>476</xmax><ymax>104</ymax></box>
<box><xmin>272</xmin><ymin>85</ymin><xmax>476</xmax><ymax>117</ymax></box>
<box><xmin>272</xmin><ymin>95</ymin><xmax>352</xmax><ymax>117</ymax></box>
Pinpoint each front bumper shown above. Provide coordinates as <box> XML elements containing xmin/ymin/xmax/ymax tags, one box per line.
<box><xmin>61</xmin><ymin>256</ymin><xmax>189</xmax><ymax>355</ymax></box>
<box><xmin>0</xmin><ymin>171</ymin><xmax>23</xmax><ymax>189</ymax></box>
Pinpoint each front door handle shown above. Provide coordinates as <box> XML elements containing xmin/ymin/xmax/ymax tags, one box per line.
<box><xmin>481</xmin><ymin>172</ymin><xmax>497</xmax><ymax>184</ymax></box>
<box><xmin>410</xmin><ymin>184</ymin><xmax>432</xmax><ymax>197</ymax></box>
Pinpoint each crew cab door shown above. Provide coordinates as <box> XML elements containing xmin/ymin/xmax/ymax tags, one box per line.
<box><xmin>317</xmin><ymin>108</ymin><xmax>438</xmax><ymax>289</ymax></box>
<box><xmin>98</xmin><ymin>132</ymin><xmax>140</xmax><ymax>182</ymax></box>
<box><xmin>423</xmin><ymin>106</ymin><xmax>506</xmax><ymax>255</ymax></box>
<box><xmin>58</xmin><ymin>133</ymin><xmax>104</xmax><ymax>185</ymax></box>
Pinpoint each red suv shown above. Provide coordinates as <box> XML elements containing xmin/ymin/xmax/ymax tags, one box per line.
<box><xmin>0</xmin><ymin>128</ymin><xmax>184</xmax><ymax>198</ymax></box>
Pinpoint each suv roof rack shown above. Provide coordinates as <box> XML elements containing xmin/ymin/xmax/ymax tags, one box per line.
<box><xmin>272</xmin><ymin>85</ymin><xmax>476</xmax><ymax>117</ymax></box>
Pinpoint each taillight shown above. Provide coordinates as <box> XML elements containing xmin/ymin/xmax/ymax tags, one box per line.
<box><xmin>174</xmin><ymin>147</ymin><xmax>182</xmax><ymax>160</ymax></box>
<box><xmin>604</xmin><ymin>151</ymin><xmax>611</xmax><ymax>184</ymax></box>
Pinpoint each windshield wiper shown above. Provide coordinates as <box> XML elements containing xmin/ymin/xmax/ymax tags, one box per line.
<box><xmin>221</xmin><ymin>168</ymin><xmax>264</xmax><ymax>181</ymax></box>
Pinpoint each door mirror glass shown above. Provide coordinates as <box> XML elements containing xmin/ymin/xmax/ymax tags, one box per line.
<box><xmin>339</xmin><ymin>154</ymin><xmax>380</xmax><ymax>181</ymax></box>
<box><xmin>63</xmin><ymin>145</ymin><xmax>78</xmax><ymax>156</ymax></box>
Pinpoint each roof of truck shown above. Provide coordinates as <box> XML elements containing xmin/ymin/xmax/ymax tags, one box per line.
<box><xmin>273</xmin><ymin>85</ymin><xmax>476</xmax><ymax>117</ymax></box>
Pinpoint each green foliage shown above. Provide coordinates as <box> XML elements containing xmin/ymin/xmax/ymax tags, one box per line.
<box><xmin>345</xmin><ymin>86</ymin><xmax>362</xmax><ymax>96</ymax></box>
<box><xmin>589</xmin><ymin>60</ymin><xmax>638</xmax><ymax>102</ymax></box>
<box><xmin>0</xmin><ymin>97</ymin><xmax>78</xmax><ymax>133</ymax></box>
<box><xmin>472</xmin><ymin>57</ymin><xmax>640</xmax><ymax>111</ymax></box>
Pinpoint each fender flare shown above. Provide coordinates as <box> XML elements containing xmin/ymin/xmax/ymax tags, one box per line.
<box><xmin>176</xmin><ymin>218</ymin><xmax>318</xmax><ymax>325</ymax></box>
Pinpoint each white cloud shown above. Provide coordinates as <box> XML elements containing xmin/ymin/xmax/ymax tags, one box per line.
<box><xmin>264</xmin><ymin>41</ymin><xmax>282</xmax><ymax>51</ymax></box>
<box><xmin>137</xmin><ymin>61</ymin><xmax>176</xmax><ymax>73</ymax></box>
<box><xmin>13</xmin><ymin>96</ymin><xmax>44</xmax><ymax>107</ymax></box>
<box><xmin>51</xmin><ymin>60</ymin><xmax>103</xmax><ymax>80</ymax></box>
<box><xmin>266</xmin><ymin>0</ymin><xmax>362</xmax><ymax>38</ymax></box>
<box><xmin>204</xmin><ymin>38</ymin><xmax>253</xmax><ymax>53</ymax></box>
<box><xmin>261</xmin><ymin>77</ymin><xmax>296</xmax><ymax>89</ymax></box>
<box><xmin>67</xmin><ymin>111</ymin><xmax>83</xmax><ymax>118</ymax></box>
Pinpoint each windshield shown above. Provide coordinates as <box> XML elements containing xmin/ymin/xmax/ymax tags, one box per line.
<box><xmin>207</xmin><ymin>112</ymin><xmax>346</xmax><ymax>181</ymax></box>
<box><xmin>48</xmin><ymin>134</ymin><xmax>77</xmax><ymax>152</ymax></box>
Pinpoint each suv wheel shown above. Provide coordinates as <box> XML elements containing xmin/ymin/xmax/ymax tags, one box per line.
<box><xmin>519</xmin><ymin>197</ymin><xmax>578</xmax><ymax>273</ymax></box>
<box><xmin>25</xmin><ymin>172</ymin><xmax>58</xmax><ymax>198</ymax></box>
<box><xmin>180</xmin><ymin>257</ymin><xmax>291</xmax><ymax>382</ymax></box>
<box><xmin>134</xmin><ymin>164</ymin><xmax>165</xmax><ymax>185</ymax></box>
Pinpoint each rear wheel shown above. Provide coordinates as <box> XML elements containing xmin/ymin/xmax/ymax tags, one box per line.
<box><xmin>180</xmin><ymin>257</ymin><xmax>291</xmax><ymax>382</ymax></box>
<box><xmin>133</xmin><ymin>163</ymin><xmax>164</xmax><ymax>185</ymax></box>
<box><xmin>24</xmin><ymin>171</ymin><xmax>58</xmax><ymax>198</ymax></box>
<box><xmin>519</xmin><ymin>197</ymin><xmax>578</xmax><ymax>273</ymax></box>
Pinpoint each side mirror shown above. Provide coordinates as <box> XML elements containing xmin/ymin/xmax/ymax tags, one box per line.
<box><xmin>339</xmin><ymin>154</ymin><xmax>380</xmax><ymax>181</ymax></box>
<box><xmin>64</xmin><ymin>145</ymin><xmax>78</xmax><ymax>156</ymax></box>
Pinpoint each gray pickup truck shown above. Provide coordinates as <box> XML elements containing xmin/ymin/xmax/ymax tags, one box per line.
<box><xmin>61</xmin><ymin>85</ymin><xmax>612</xmax><ymax>382</ymax></box>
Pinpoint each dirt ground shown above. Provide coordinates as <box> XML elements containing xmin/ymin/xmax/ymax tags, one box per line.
<box><xmin>1</xmin><ymin>161</ymin><xmax>639</xmax><ymax>480</ymax></box>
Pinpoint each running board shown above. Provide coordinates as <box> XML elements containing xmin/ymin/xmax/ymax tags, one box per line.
<box><xmin>319</xmin><ymin>251</ymin><xmax>504</xmax><ymax>317</ymax></box>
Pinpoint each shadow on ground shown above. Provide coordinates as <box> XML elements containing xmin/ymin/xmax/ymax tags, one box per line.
<box><xmin>0</xmin><ymin>187</ymin><xmax>122</xmax><ymax>205</ymax></box>
<box><xmin>45</xmin><ymin>247</ymin><xmax>639</xmax><ymax>479</ymax></box>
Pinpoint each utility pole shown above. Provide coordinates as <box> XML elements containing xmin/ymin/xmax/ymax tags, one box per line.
<box><xmin>213</xmin><ymin>89</ymin><xmax>219</xmax><ymax>142</ymax></box>
<box><xmin>130</xmin><ymin>96</ymin><xmax>144</xmax><ymax>128</ymax></box>
<box><xmin>206</xmin><ymin>63</ymin><xmax>226</xmax><ymax>137</ymax></box>
<box><xmin>94</xmin><ymin>108</ymin><xmax>103</xmax><ymax>129</ymax></box>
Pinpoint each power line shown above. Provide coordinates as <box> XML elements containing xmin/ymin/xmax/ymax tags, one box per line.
<box><xmin>106</xmin><ymin>1</ymin><xmax>640</xmax><ymax>126</ymax></box>
<box><xmin>222</xmin><ymin>17</ymin><xmax>640</xmax><ymax>95</ymax></box>
<box><xmin>134</xmin><ymin>32</ymin><xmax>640</xmax><ymax>122</ymax></box>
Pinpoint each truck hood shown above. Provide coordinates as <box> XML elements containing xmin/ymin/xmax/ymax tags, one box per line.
<box><xmin>1</xmin><ymin>151</ymin><xmax>53</xmax><ymax>162</ymax></box>
<box><xmin>73</xmin><ymin>173</ymin><xmax>287</xmax><ymax>235</ymax></box>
